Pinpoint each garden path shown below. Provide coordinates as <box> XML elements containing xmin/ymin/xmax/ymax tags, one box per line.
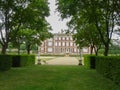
<box><xmin>44</xmin><ymin>56</ymin><xmax>79</xmax><ymax>65</ymax></box>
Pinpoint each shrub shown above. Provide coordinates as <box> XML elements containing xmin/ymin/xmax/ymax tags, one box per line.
<box><xmin>0</xmin><ymin>55</ymin><xmax>12</xmax><ymax>71</ymax></box>
<box><xmin>12</xmin><ymin>55</ymin><xmax>35</xmax><ymax>67</ymax></box>
<box><xmin>96</xmin><ymin>56</ymin><xmax>120</xmax><ymax>86</ymax></box>
<box><xmin>84</xmin><ymin>55</ymin><xmax>96</xmax><ymax>69</ymax></box>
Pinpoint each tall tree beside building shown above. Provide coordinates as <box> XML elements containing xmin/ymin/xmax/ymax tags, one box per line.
<box><xmin>56</xmin><ymin>0</ymin><xmax>120</xmax><ymax>56</ymax></box>
<box><xmin>0</xmin><ymin>0</ymin><xmax>50</xmax><ymax>54</ymax></box>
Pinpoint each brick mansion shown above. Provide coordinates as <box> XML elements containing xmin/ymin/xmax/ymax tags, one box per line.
<box><xmin>39</xmin><ymin>32</ymin><xmax>90</xmax><ymax>55</ymax></box>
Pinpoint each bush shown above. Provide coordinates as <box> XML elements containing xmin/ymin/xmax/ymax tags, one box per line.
<box><xmin>12</xmin><ymin>55</ymin><xmax>35</xmax><ymax>67</ymax></box>
<box><xmin>96</xmin><ymin>56</ymin><xmax>120</xmax><ymax>86</ymax></box>
<box><xmin>0</xmin><ymin>55</ymin><xmax>12</xmax><ymax>71</ymax></box>
<box><xmin>84</xmin><ymin>55</ymin><xmax>96</xmax><ymax>69</ymax></box>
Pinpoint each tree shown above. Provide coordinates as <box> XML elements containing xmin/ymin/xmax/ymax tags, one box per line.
<box><xmin>0</xmin><ymin>0</ymin><xmax>50</xmax><ymax>54</ymax></box>
<box><xmin>73</xmin><ymin>24</ymin><xmax>102</xmax><ymax>56</ymax></box>
<box><xmin>10</xmin><ymin>26</ymin><xmax>52</xmax><ymax>54</ymax></box>
<box><xmin>56</xmin><ymin>0</ymin><xmax>120</xmax><ymax>56</ymax></box>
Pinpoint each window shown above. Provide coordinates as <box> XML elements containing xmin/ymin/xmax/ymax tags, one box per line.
<box><xmin>70</xmin><ymin>42</ymin><xmax>73</xmax><ymax>46</ymax></box>
<box><xmin>48</xmin><ymin>48</ymin><xmax>53</xmax><ymax>52</ymax></box>
<box><xmin>70</xmin><ymin>48</ymin><xmax>73</xmax><ymax>52</ymax></box>
<box><xmin>48</xmin><ymin>42</ymin><xmax>52</xmax><ymax>46</ymax></box>
<box><xmin>62</xmin><ymin>42</ymin><xmax>65</xmax><ymax>46</ymax></box>
<box><xmin>83</xmin><ymin>48</ymin><xmax>88</xmax><ymax>53</ymax></box>
<box><xmin>74</xmin><ymin>48</ymin><xmax>76</xmax><ymax>52</ymax></box>
<box><xmin>66</xmin><ymin>37</ymin><xmax>69</xmax><ymax>40</ymax></box>
<box><xmin>55</xmin><ymin>42</ymin><xmax>57</xmax><ymax>46</ymax></box>
<box><xmin>62</xmin><ymin>37</ymin><xmax>65</xmax><ymax>40</ymax></box>
<box><xmin>59</xmin><ymin>42</ymin><xmax>61</xmax><ymax>46</ymax></box>
<box><xmin>74</xmin><ymin>43</ymin><xmax>76</xmax><ymax>46</ymax></box>
<box><xmin>70</xmin><ymin>37</ymin><xmax>73</xmax><ymax>40</ymax></box>
<box><xmin>59</xmin><ymin>37</ymin><xmax>61</xmax><ymax>40</ymax></box>
<box><xmin>66</xmin><ymin>42</ymin><xmax>69</xmax><ymax>46</ymax></box>
<box><xmin>41</xmin><ymin>48</ymin><xmax>44</xmax><ymax>51</ymax></box>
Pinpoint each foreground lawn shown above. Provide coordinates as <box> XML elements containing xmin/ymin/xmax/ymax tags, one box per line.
<box><xmin>0</xmin><ymin>65</ymin><xmax>119</xmax><ymax>90</ymax></box>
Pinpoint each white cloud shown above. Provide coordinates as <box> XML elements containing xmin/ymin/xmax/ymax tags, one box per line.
<box><xmin>46</xmin><ymin>0</ymin><xmax>69</xmax><ymax>33</ymax></box>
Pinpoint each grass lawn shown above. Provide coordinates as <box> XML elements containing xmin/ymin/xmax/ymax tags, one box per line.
<box><xmin>0</xmin><ymin>65</ymin><xmax>119</xmax><ymax>90</ymax></box>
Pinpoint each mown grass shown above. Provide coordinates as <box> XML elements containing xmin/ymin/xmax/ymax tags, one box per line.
<box><xmin>0</xmin><ymin>65</ymin><xmax>119</xmax><ymax>90</ymax></box>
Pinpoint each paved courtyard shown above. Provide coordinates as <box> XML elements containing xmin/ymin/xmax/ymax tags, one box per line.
<box><xmin>44</xmin><ymin>56</ymin><xmax>79</xmax><ymax>65</ymax></box>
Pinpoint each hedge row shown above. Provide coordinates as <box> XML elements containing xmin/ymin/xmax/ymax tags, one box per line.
<box><xmin>0</xmin><ymin>55</ymin><xmax>12</xmax><ymax>71</ymax></box>
<box><xmin>96</xmin><ymin>56</ymin><xmax>120</xmax><ymax>86</ymax></box>
<box><xmin>84</xmin><ymin>55</ymin><xmax>96</xmax><ymax>69</ymax></box>
<box><xmin>84</xmin><ymin>55</ymin><xmax>120</xmax><ymax>86</ymax></box>
<box><xmin>12</xmin><ymin>55</ymin><xmax>35</xmax><ymax>67</ymax></box>
<box><xmin>0</xmin><ymin>55</ymin><xmax>35</xmax><ymax>71</ymax></box>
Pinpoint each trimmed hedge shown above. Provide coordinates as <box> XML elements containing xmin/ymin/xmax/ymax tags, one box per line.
<box><xmin>12</xmin><ymin>55</ymin><xmax>35</xmax><ymax>67</ymax></box>
<box><xmin>84</xmin><ymin>55</ymin><xmax>120</xmax><ymax>86</ymax></box>
<box><xmin>0</xmin><ymin>55</ymin><xmax>12</xmax><ymax>71</ymax></box>
<box><xmin>96</xmin><ymin>56</ymin><xmax>120</xmax><ymax>86</ymax></box>
<box><xmin>84</xmin><ymin>55</ymin><xmax>96</xmax><ymax>69</ymax></box>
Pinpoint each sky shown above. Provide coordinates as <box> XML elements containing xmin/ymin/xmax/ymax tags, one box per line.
<box><xmin>46</xmin><ymin>0</ymin><xmax>69</xmax><ymax>33</ymax></box>
<box><xmin>46</xmin><ymin>0</ymin><xmax>120</xmax><ymax>40</ymax></box>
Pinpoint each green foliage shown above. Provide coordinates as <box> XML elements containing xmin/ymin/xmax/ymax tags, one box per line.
<box><xmin>84</xmin><ymin>55</ymin><xmax>96</xmax><ymax>69</ymax></box>
<box><xmin>0</xmin><ymin>0</ymin><xmax>51</xmax><ymax>54</ymax></box>
<box><xmin>108</xmin><ymin>45</ymin><xmax>120</xmax><ymax>54</ymax></box>
<box><xmin>96</xmin><ymin>56</ymin><xmax>120</xmax><ymax>86</ymax></box>
<box><xmin>12</xmin><ymin>55</ymin><xmax>35</xmax><ymax>67</ymax></box>
<box><xmin>57</xmin><ymin>0</ymin><xmax>120</xmax><ymax>56</ymax></box>
<box><xmin>0</xmin><ymin>55</ymin><xmax>12</xmax><ymax>71</ymax></box>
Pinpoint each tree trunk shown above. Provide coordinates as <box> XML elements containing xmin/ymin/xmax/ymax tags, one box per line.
<box><xmin>90</xmin><ymin>45</ymin><xmax>94</xmax><ymax>54</ymax></box>
<box><xmin>104</xmin><ymin>44</ymin><xmax>109</xmax><ymax>56</ymax></box>
<box><xmin>1</xmin><ymin>44</ymin><xmax>8</xmax><ymax>54</ymax></box>
<box><xmin>95</xmin><ymin>49</ymin><xmax>98</xmax><ymax>56</ymax></box>
<box><xmin>27</xmin><ymin>44</ymin><xmax>31</xmax><ymax>54</ymax></box>
<box><xmin>18</xmin><ymin>45</ymin><xmax>20</xmax><ymax>55</ymax></box>
<box><xmin>93</xmin><ymin>46</ymin><xmax>98</xmax><ymax>56</ymax></box>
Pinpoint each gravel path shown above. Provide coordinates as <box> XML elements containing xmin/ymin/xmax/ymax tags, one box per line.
<box><xmin>44</xmin><ymin>56</ymin><xmax>79</xmax><ymax>65</ymax></box>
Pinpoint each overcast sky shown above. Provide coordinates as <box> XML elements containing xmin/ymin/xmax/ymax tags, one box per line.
<box><xmin>46</xmin><ymin>0</ymin><xmax>69</xmax><ymax>33</ymax></box>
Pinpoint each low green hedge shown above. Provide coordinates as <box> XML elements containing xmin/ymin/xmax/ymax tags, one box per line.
<box><xmin>96</xmin><ymin>56</ymin><xmax>120</xmax><ymax>86</ymax></box>
<box><xmin>84</xmin><ymin>55</ymin><xmax>96</xmax><ymax>69</ymax></box>
<box><xmin>0</xmin><ymin>55</ymin><xmax>12</xmax><ymax>71</ymax></box>
<box><xmin>12</xmin><ymin>55</ymin><xmax>35</xmax><ymax>67</ymax></box>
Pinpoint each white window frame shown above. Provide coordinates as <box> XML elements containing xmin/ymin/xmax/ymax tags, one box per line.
<box><xmin>66</xmin><ymin>42</ymin><xmax>69</xmax><ymax>46</ymax></box>
<box><xmin>48</xmin><ymin>48</ymin><xmax>53</xmax><ymax>52</ymax></box>
<box><xmin>55</xmin><ymin>42</ymin><xmax>57</xmax><ymax>46</ymax></box>
<box><xmin>62</xmin><ymin>42</ymin><xmax>65</xmax><ymax>46</ymax></box>
<box><xmin>83</xmin><ymin>48</ymin><xmax>88</xmax><ymax>53</ymax></box>
<box><xmin>48</xmin><ymin>41</ymin><xmax>52</xmax><ymax>46</ymax></box>
<box><xmin>59</xmin><ymin>42</ymin><xmax>61</xmax><ymax>46</ymax></box>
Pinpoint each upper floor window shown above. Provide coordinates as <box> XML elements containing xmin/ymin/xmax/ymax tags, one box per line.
<box><xmin>66</xmin><ymin>37</ymin><xmax>69</xmax><ymax>40</ymax></box>
<box><xmin>83</xmin><ymin>48</ymin><xmax>88</xmax><ymax>53</ymax></box>
<box><xmin>62</xmin><ymin>37</ymin><xmax>65</xmax><ymax>40</ymax></box>
<box><xmin>48</xmin><ymin>42</ymin><xmax>52</xmax><ymax>46</ymax></box>
<box><xmin>59</xmin><ymin>42</ymin><xmax>61</xmax><ymax>46</ymax></box>
<box><xmin>70</xmin><ymin>37</ymin><xmax>73</xmax><ymax>40</ymax></box>
<box><xmin>66</xmin><ymin>42</ymin><xmax>69</xmax><ymax>46</ymax></box>
<box><xmin>55</xmin><ymin>42</ymin><xmax>57</xmax><ymax>46</ymax></box>
<box><xmin>62</xmin><ymin>42</ymin><xmax>65</xmax><ymax>46</ymax></box>
<box><xmin>70</xmin><ymin>42</ymin><xmax>73</xmax><ymax>46</ymax></box>
<box><xmin>59</xmin><ymin>37</ymin><xmax>61</xmax><ymax>40</ymax></box>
